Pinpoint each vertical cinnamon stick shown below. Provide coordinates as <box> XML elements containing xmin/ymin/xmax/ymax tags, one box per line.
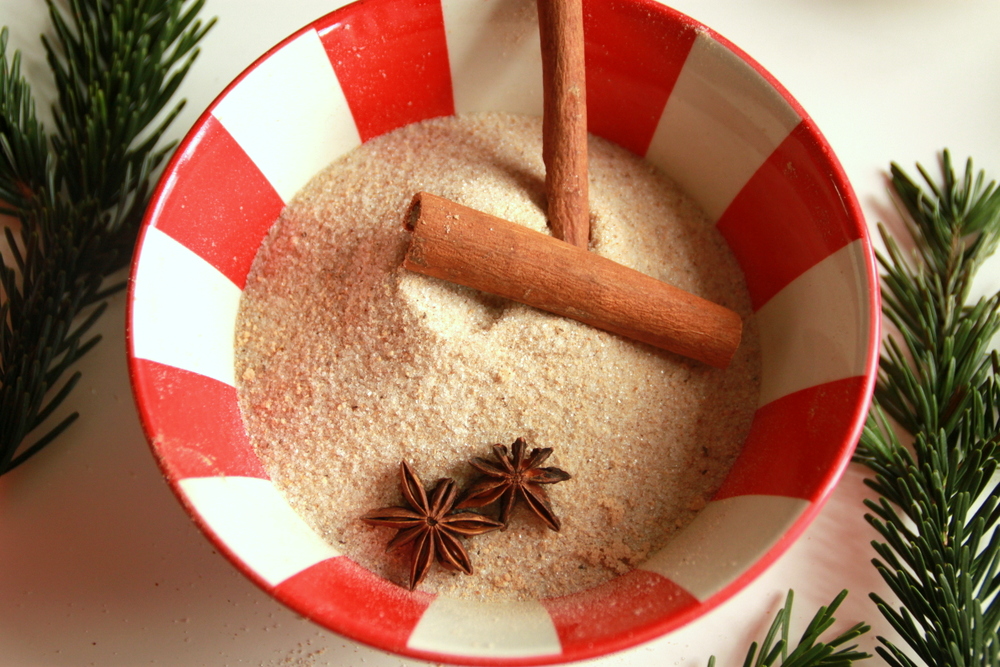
<box><xmin>537</xmin><ymin>0</ymin><xmax>589</xmax><ymax>248</ymax></box>
<box><xmin>403</xmin><ymin>193</ymin><xmax>743</xmax><ymax>369</ymax></box>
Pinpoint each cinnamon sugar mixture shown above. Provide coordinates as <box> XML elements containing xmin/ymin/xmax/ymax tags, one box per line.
<box><xmin>234</xmin><ymin>113</ymin><xmax>761</xmax><ymax>600</ymax></box>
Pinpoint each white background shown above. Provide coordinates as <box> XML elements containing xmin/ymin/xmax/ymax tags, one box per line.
<box><xmin>1</xmin><ymin>0</ymin><xmax>999</xmax><ymax>665</ymax></box>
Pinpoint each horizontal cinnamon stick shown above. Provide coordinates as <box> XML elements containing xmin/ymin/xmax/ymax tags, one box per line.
<box><xmin>402</xmin><ymin>192</ymin><xmax>743</xmax><ymax>368</ymax></box>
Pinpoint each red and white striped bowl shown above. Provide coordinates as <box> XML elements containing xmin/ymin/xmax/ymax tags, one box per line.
<box><xmin>127</xmin><ymin>0</ymin><xmax>880</xmax><ymax>664</ymax></box>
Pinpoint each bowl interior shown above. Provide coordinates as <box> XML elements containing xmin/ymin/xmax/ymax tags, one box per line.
<box><xmin>127</xmin><ymin>0</ymin><xmax>878</xmax><ymax>664</ymax></box>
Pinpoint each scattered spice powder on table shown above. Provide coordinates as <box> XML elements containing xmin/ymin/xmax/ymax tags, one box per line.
<box><xmin>234</xmin><ymin>112</ymin><xmax>761</xmax><ymax>601</ymax></box>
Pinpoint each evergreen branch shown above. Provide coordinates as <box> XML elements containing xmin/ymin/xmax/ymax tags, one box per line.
<box><xmin>856</xmin><ymin>151</ymin><xmax>1000</xmax><ymax>666</ymax></box>
<box><xmin>0</xmin><ymin>1</ymin><xmax>215</xmax><ymax>475</ymax></box>
<box><xmin>707</xmin><ymin>590</ymin><xmax>871</xmax><ymax>667</ymax></box>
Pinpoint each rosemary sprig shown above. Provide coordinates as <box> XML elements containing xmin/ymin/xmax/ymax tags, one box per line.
<box><xmin>0</xmin><ymin>0</ymin><xmax>214</xmax><ymax>475</ymax></box>
<box><xmin>708</xmin><ymin>590</ymin><xmax>872</xmax><ymax>667</ymax></box>
<box><xmin>855</xmin><ymin>151</ymin><xmax>1000</xmax><ymax>666</ymax></box>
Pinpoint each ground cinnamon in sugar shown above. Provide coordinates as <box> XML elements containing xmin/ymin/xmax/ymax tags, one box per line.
<box><xmin>234</xmin><ymin>112</ymin><xmax>762</xmax><ymax>601</ymax></box>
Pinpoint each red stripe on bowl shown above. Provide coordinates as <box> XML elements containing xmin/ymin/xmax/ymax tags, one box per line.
<box><xmin>541</xmin><ymin>570</ymin><xmax>698</xmax><ymax>659</ymax></box>
<box><xmin>713</xmin><ymin>375</ymin><xmax>868</xmax><ymax>501</ymax></box>
<box><xmin>583</xmin><ymin>0</ymin><xmax>696</xmax><ymax>156</ymax></box>
<box><xmin>716</xmin><ymin>120</ymin><xmax>864</xmax><ymax>310</ymax></box>
<box><xmin>151</xmin><ymin>115</ymin><xmax>284</xmax><ymax>289</ymax></box>
<box><xmin>132</xmin><ymin>358</ymin><xmax>266</xmax><ymax>480</ymax></box>
<box><xmin>274</xmin><ymin>556</ymin><xmax>434</xmax><ymax>654</ymax></box>
<box><xmin>317</xmin><ymin>0</ymin><xmax>454</xmax><ymax>143</ymax></box>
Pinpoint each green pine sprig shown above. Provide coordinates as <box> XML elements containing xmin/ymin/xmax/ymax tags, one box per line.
<box><xmin>855</xmin><ymin>151</ymin><xmax>1000</xmax><ymax>666</ymax></box>
<box><xmin>708</xmin><ymin>590</ymin><xmax>872</xmax><ymax>667</ymax></box>
<box><xmin>0</xmin><ymin>0</ymin><xmax>214</xmax><ymax>475</ymax></box>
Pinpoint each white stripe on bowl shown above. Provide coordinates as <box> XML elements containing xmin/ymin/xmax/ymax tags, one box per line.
<box><xmin>645</xmin><ymin>30</ymin><xmax>802</xmax><ymax>222</ymax></box>
<box><xmin>212</xmin><ymin>28</ymin><xmax>361</xmax><ymax>203</ymax></box>
<box><xmin>442</xmin><ymin>0</ymin><xmax>544</xmax><ymax>116</ymax></box>
<box><xmin>178</xmin><ymin>476</ymin><xmax>340</xmax><ymax>588</ymax></box>
<box><xmin>755</xmin><ymin>239</ymin><xmax>871</xmax><ymax>407</ymax></box>
<box><xmin>130</xmin><ymin>227</ymin><xmax>241</xmax><ymax>387</ymax></box>
<box><xmin>639</xmin><ymin>495</ymin><xmax>809</xmax><ymax>602</ymax></box>
<box><xmin>408</xmin><ymin>596</ymin><xmax>561</xmax><ymax>658</ymax></box>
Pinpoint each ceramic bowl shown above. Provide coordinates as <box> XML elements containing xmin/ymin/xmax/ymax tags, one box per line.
<box><xmin>127</xmin><ymin>0</ymin><xmax>879</xmax><ymax>663</ymax></box>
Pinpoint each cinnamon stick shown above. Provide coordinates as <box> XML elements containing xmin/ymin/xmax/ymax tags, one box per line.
<box><xmin>537</xmin><ymin>0</ymin><xmax>589</xmax><ymax>247</ymax></box>
<box><xmin>403</xmin><ymin>193</ymin><xmax>743</xmax><ymax>369</ymax></box>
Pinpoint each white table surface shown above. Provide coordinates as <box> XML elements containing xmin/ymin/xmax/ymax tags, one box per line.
<box><xmin>1</xmin><ymin>1</ymin><xmax>999</xmax><ymax>665</ymax></box>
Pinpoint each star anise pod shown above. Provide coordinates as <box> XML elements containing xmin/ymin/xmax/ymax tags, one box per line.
<box><xmin>361</xmin><ymin>460</ymin><xmax>503</xmax><ymax>590</ymax></box>
<box><xmin>456</xmin><ymin>437</ymin><xmax>571</xmax><ymax>531</ymax></box>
